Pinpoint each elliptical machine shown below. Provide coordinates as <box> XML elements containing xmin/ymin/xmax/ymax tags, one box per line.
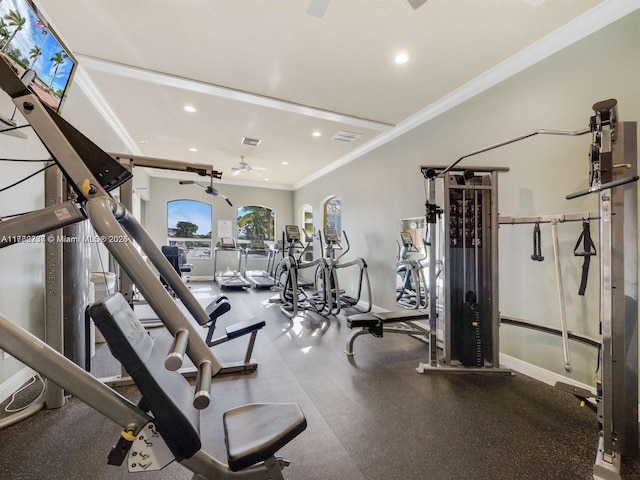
<box><xmin>271</xmin><ymin>225</ymin><xmax>328</xmax><ymax>318</ymax></box>
<box><xmin>316</xmin><ymin>228</ymin><xmax>371</xmax><ymax>316</ymax></box>
<box><xmin>396</xmin><ymin>232</ymin><xmax>428</xmax><ymax>309</ymax></box>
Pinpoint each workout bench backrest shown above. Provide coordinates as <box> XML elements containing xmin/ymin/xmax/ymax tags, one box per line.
<box><xmin>89</xmin><ymin>292</ymin><xmax>201</xmax><ymax>460</ymax></box>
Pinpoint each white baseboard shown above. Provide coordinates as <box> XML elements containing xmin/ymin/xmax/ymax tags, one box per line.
<box><xmin>500</xmin><ymin>353</ymin><xmax>640</xmax><ymax>421</ymax></box>
<box><xmin>0</xmin><ymin>366</ymin><xmax>36</xmax><ymax>404</ymax></box>
<box><xmin>500</xmin><ymin>353</ymin><xmax>597</xmax><ymax>394</ymax></box>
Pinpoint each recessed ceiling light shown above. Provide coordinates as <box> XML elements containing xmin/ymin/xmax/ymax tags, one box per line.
<box><xmin>188</xmin><ymin>147</ymin><xmax>198</xmax><ymax>152</ymax></box>
<box><xmin>264</xmin><ymin>178</ymin><xmax>270</xmax><ymax>181</ymax></box>
<box><xmin>394</xmin><ymin>52</ymin><xmax>409</xmax><ymax>64</ymax></box>
<box><xmin>184</xmin><ymin>105</ymin><xmax>197</xmax><ymax>113</ymax></box>
<box><xmin>282</xmin><ymin>161</ymin><xmax>289</xmax><ymax>165</ymax></box>
<box><xmin>138</xmin><ymin>139</ymin><xmax>147</xmax><ymax>144</ymax></box>
<box><xmin>312</xmin><ymin>131</ymin><xmax>321</xmax><ymax>137</ymax></box>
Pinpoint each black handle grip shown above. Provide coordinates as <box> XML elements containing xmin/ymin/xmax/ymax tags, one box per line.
<box><xmin>566</xmin><ymin>175</ymin><xmax>639</xmax><ymax>200</ymax></box>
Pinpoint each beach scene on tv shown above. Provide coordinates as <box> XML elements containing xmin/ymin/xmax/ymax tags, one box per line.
<box><xmin>0</xmin><ymin>0</ymin><xmax>75</xmax><ymax>111</ymax></box>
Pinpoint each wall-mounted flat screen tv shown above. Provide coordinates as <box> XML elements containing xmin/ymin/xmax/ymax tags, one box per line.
<box><xmin>0</xmin><ymin>0</ymin><xmax>76</xmax><ymax>112</ymax></box>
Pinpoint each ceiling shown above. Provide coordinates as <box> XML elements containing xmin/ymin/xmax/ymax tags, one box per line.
<box><xmin>30</xmin><ymin>0</ymin><xmax>632</xmax><ymax>190</ymax></box>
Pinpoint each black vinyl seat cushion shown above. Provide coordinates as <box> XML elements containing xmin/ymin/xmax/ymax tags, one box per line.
<box><xmin>223</xmin><ymin>403</ymin><xmax>307</xmax><ymax>472</ymax></box>
<box><xmin>89</xmin><ymin>293</ymin><xmax>201</xmax><ymax>460</ymax></box>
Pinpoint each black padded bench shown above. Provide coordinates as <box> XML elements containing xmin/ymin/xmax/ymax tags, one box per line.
<box><xmin>345</xmin><ymin>309</ymin><xmax>430</xmax><ymax>356</ymax></box>
<box><xmin>90</xmin><ymin>293</ymin><xmax>306</xmax><ymax>474</ymax></box>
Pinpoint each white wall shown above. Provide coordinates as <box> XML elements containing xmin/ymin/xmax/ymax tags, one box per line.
<box><xmin>293</xmin><ymin>11</ymin><xmax>640</xmax><ymax>386</ymax></box>
<box><xmin>0</xmin><ymin>69</ymin><xmax>130</xmax><ymax>387</ymax></box>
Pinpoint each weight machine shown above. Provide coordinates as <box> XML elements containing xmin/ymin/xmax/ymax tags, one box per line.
<box><xmin>421</xmin><ymin>99</ymin><xmax>637</xmax><ymax>479</ymax></box>
<box><xmin>419</xmin><ymin>165</ymin><xmax>510</xmax><ymax>373</ymax></box>
<box><xmin>0</xmin><ymin>57</ymin><xmax>306</xmax><ymax>478</ymax></box>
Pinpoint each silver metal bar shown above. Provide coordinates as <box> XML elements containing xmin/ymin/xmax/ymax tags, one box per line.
<box><xmin>443</xmin><ymin>174</ymin><xmax>452</xmax><ymax>365</ymax></box>
<box><xmin>112</xmin><ymin>153</ymin><xmax>219</xmax><ymax>178</ymax></box>
<box><xmin>165</xmin><ymin>329</ymin><xmax>189</xmax><ymax>371</ymax></box>
<box><xmin>474</xmin><ymin>185</ymin><xmax>479</xmax><ymax>298</ymax></box>
<box><xmin>599</xmin><ymin>187</ymin><xmax>615</xmax><ymax>466</ymax></box>
<box><xmin>43</xmin><ymin>166</ymin><xmax>65</xmax><ymax>409</ymax></box>
<box><xmin>441</xmin><ymin>128</ymin><xmax>591</xmax><ymax>175</ymax></box>
<box><xmin>244</xmin><ymin>331</ymin><xmax>258</xmax><ymax>365</ymax></box>
<box><xmin>0</xmin><ymin>313</ymin><xmax>151</xmax><ymax>431</ymax></box>
<box><xmin>489</xmin><ymin>171</ymin><xmax>500</xmax><ymax>367</ymax></box>
<box><xmin>84</xmin><ymin>196</ymin><xmax>222</xmax><ymax>375</ymax></box>
<box><xmin>427</xmin><ymin>178</ymin><xmax>438</xmax><ymax>367</ymax></box>
<box><xmin>550</xmin><ymin>220</ymin><xmax>571</xmax><ymax>372</ymax></box>
<box><xmin>499</xmin><ymin>210</ymin><xmax>599</xmax><ymax>225</ymax></box>
<box><xmin>119</xmin><ymin>210</ymin><xmax>211</xmax><ymax>326</ymax></box>
<box><xmin>118</xmin><ymin>177</ymin><xmax>135</xmax><ymax>305</ymax></box>
<box><xmin>0</xmin><ymin>200</ymin><xmax>86</xmax><ymax>248</ymax></box>
<box><xmin>194</xmin><ymin>361</ymin><xmax>212</xmax><ymax>410</ymax></box>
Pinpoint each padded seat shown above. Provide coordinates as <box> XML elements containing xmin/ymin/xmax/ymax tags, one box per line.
<box><xmin>223</xmin><ymin>403</ymin><xmax>307</xmax><ymax>472</ymax></box>
<box><xmin>90</xmin><ymin>293</ymin><xmax>201</xmax><ymax>460</ymax></box>
<box><xmin>226</xmin><ymin>318</ymin><xmax>266</xmax><ymax>339</ymax></box>
<box><xmin>347</xmin><ymin>313</ymin><xmax>378</xmax><ymax>328</ymax></box>
<box><xmin>347</xmin><ymin>310</ymin><xmax>429</xmax><ymax>329</ymax></box>
<box><xmin>375</xmin><ymin>309</ymin><xmax>428</xmax><ymax>322</ymax></box>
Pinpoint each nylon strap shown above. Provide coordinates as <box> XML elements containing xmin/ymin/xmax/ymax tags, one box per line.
<box><xmin>573</xmin><ymin>221</ymin><xmax>596</xmax><ymax>295</ymax></box>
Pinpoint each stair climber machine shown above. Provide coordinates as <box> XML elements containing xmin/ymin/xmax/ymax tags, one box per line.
<box><xmin>214</xmin><ymin>237</ymin><xmax>251</xmax><ymax>289</ymax></box>
<box><xmin>422</xmin><ymin>99</ymin><xmax>638</xmax><ymax>480</ymax></box>
<box><xmin>317</xmin><ymin>228</ymin><xmax>371</xmax><ymax>316</ymax></box>
<box><xmin>242</xmin><ymin>238</ymin><xmax>276</xmax><ymax>289</ymax></box>
<box><xmin>271</xmin><ymin>225</ymin><xmax>329</xmax><ymax>319</ymax></box>
<box><xmin>396</xmin><ymin>232</ymin><xmax>428</xmax><ymax>309</ymax></box>
<box><xmin>0</xmin><ymin>58</ymin><xmax>305</xmax><ymax>478</ymax></box>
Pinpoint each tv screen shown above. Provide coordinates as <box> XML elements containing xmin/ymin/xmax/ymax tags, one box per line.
<box><xmin>0</xmin><ymin>0</ymin><xmax>76</xmax><ymax>112</ymax></box>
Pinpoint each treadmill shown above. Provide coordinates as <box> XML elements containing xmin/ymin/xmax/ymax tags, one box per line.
<box><xmin>213</xmin><ymin>237</ymin><xmax>250</xmax><ymax>289</ymax></box>
<box><xmin>243</xmin><ymin>238</ymin><xmax>276</xmax><ymax>289</ymax></box>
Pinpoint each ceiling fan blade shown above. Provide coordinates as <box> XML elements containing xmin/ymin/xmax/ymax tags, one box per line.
<box><xmin>307</xmin><ymin>0</ymin><xmax>330</xmax><ymax>17</ymax></box>
<box><xmin>406</xmin><ymin>0</ymin><xmax>428</xmax><ymax>9</ymax></box>
<box><xmin>232</xmin><ymin>169</ymin><xmax>241</xmax><ymax>176</ymax></box>
<box><xmin>219</xmin><ymin>193</ymin><xmax>233</xmax><ymax>207</ymax></box>
<box><xmin>252</xmin><ymin>166</ymin><xmax>268</xmax><ymax>171</ymax></box>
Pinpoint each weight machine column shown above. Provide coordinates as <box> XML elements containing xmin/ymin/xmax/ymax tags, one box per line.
<box><xmin>594</xmin><ymin>121</ymin><xmax>638</xmax><ymax>479</ymax></box>
<box><xmin>44</xmin><ymin>165</ymin><xmax>65</xmax><ymax>409</ymax></box>
<box><xmin>426</xmin><ymin>177</ymin><xmax>439</xmax><ymax>367</ymax></box>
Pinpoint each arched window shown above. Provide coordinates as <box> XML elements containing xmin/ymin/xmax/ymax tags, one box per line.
<box><xmin>323</xmin><ymin>196</ymin><xmax>342</xmax><ymax>236</ymax></box>
<box><xmin>237</xmin><ymin>205</ymin><xmax>275</xmax><ymax>241</ymax></box>
<box><xmin>167</xmin><ymin>199</ymin><xmax>212</xmax><ymax>259</ymax></box>
<box><xmin>301</xmin><ymin>204</ymin><xmax>313</xmax><ymax>240</ymax></box>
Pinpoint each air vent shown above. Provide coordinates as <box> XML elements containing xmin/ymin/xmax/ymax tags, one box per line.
<box><xmin>331</xmin><ymin>130</ymin><xmax>362</xmax><ymax>143</ymax></box>
<box><xmin>241</xmin><ymin>136</ymin><xmax>261</xmax><ymax>147</ymax></box>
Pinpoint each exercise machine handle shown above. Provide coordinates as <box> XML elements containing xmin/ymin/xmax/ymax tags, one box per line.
<box><xmin>193</xmin><ymin>361</ymin><xmax>212</xmax><ymax>410</ymax></box>
<box><xmin>566</xmin><ymin>175</ymin><xmax>639</xmax><ymax>200</ymax></box>
<box><xmin>165</xmin><ymin>329</ymin><xmax>189</xmax><ymax>371</ymax></box>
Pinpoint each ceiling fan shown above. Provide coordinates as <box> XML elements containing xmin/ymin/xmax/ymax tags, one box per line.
<box><xmin>179</xmin><ymin>177</ymin><xmax>233</xmax><ymax>206</ymax></box>
<box><xmin>231</xmin><ymin>156</ymin><xmax>267</xmax><ymax>177</ymax></box>
<box><xmin>307</xmin><ymin>0</ymin><xmax>427</xmax><ymax>17</ymax></box>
